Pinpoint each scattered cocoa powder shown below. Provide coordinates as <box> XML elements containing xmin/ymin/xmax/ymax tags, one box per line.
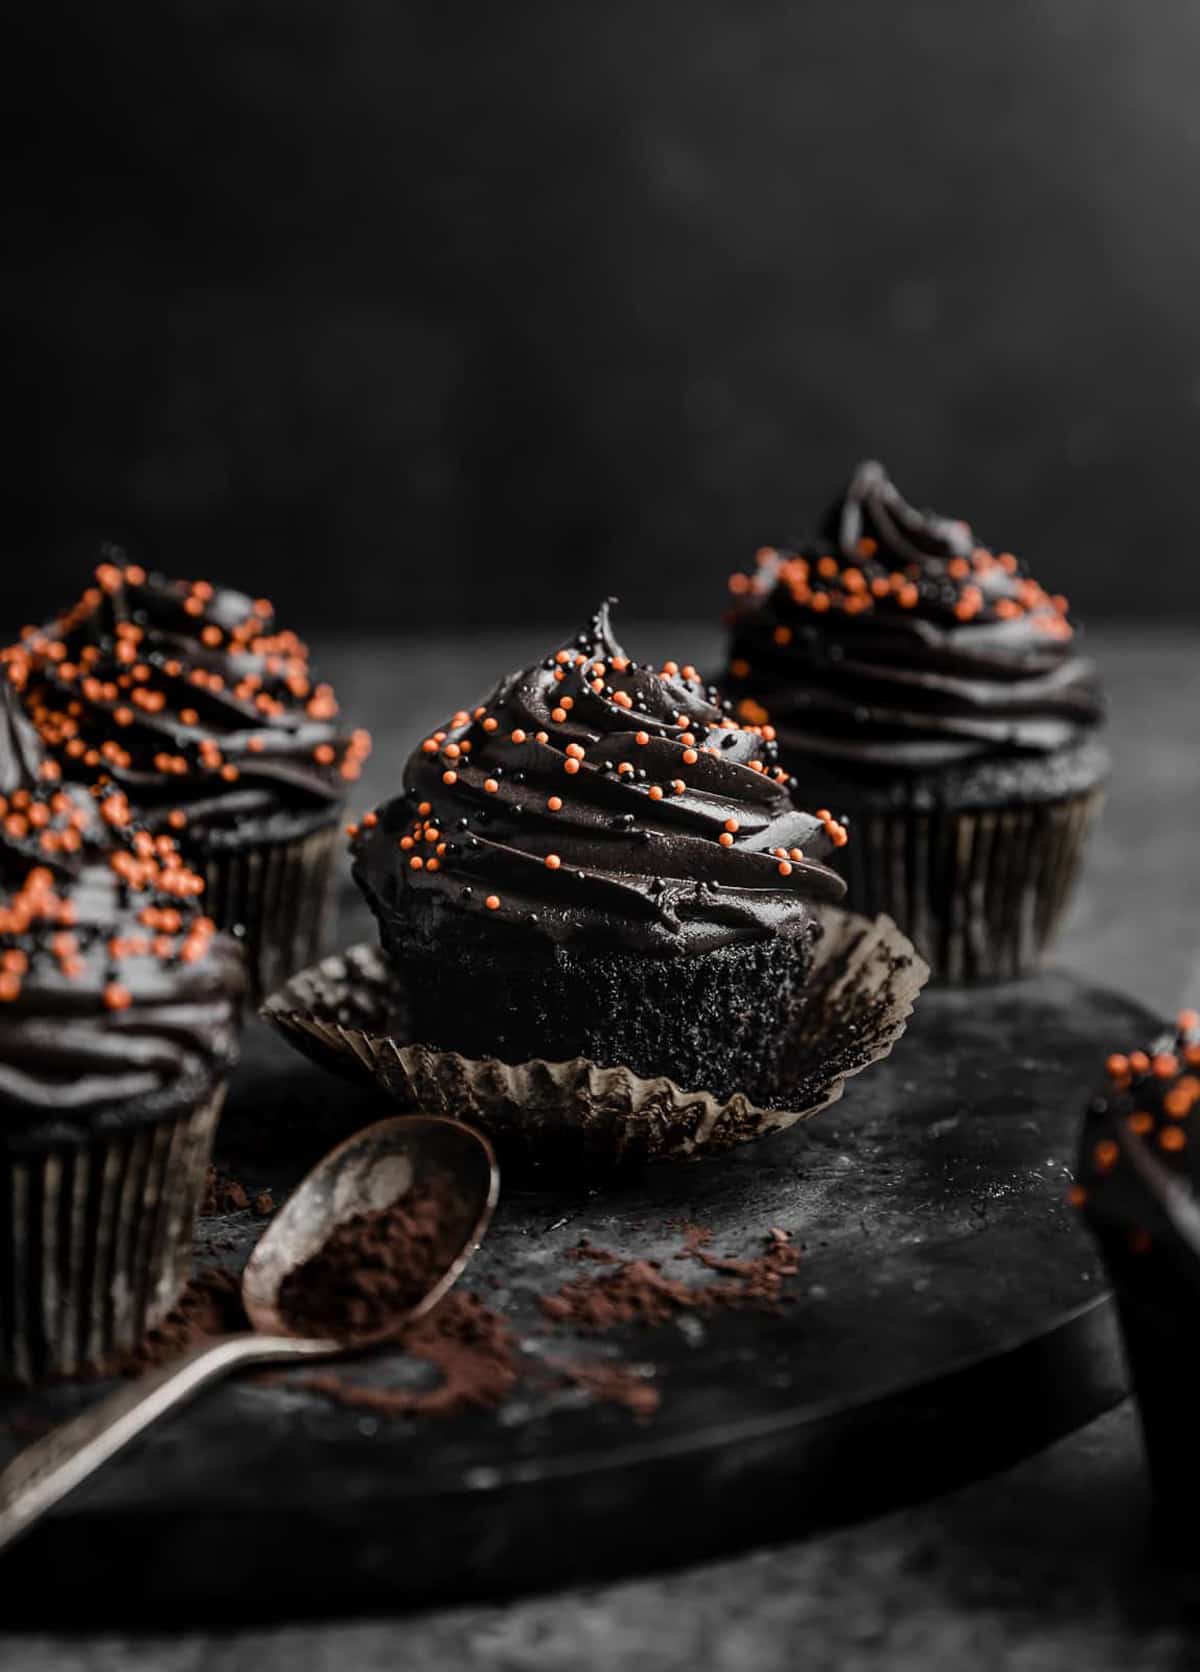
<box><xmin>298</xmin><ymin>1290</ymin><xmax>516</xmax><ymax>1418</ymax></box>
<box><xmin>538</xmin><ymin>1228</ymin><xmax>800</xmax><ymax>1332</ymax></box>
<box><xmin>276</xmin><ymin>1179</ymin><xmax>460</xmax><ymax>1341</ymax></box>
<box><xmin>120</xmin><ymin>1266</ymin><xmax>249</xmax><ymax>1372</ymax></box>
<box><xmin>564</xmin><ymin>1239</ymin><xmax>620</xmax><ymax>1264</ymax></box>
<box><xmin>544</xmin><ymin>1358</ymin><xmax>661</xmax><ymax>1422</ymax></box>
<box><xmin>200</xmin><ymin>1166</ymin><xmax>273</xmax><ymax>1217</ymax></box>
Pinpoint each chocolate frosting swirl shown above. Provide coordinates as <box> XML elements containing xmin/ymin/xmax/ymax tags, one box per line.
<box><xmin>353</xmin><ymin>603</ymin><xmax>846</xmax><ymax>957</ymax></box>
<box><xmin>725</xmin><ymin>461</ymin><xmax>1104</xmax><ymax>776</ymax></box>
<box><xmin>2</xmin><ymin>552</ymin><xmax>370</xmax><ymax>836</ymax></box>
<box><xmin>0</xmin><ymin>684</ymin><xmax>244</xmax><ymax>1140</ymax></box>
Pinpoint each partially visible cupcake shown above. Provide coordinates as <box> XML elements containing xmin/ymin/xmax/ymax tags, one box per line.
<box><xmin>1074</xmin><ymin>1014</ymin><xmax>1200</xmax><ymax>1532</ymax></box>
<box><xmin>0</xmin><ymin>681</ymin><xmax>245</xmax><ymax>1384</ymax></box>
<box><xmin>351</xmin><ymin>603</ymin><xmax>848</xmax><ymax>1104</ymax></box>
<box><xmin>3</xmin><ymin>552</ymin><xmax>370</xmax><ymax>994</ymax></box>
<box><xmin>724</xmin><ymin>461</ymin><xmax>1106</xmax><ymax>981</ymax></box>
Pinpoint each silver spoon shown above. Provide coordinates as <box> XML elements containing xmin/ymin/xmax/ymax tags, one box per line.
<box><xmin>0</xmin><ymin>1113</ymin><xmax>499</xmax><ymax>1556</ymax></box>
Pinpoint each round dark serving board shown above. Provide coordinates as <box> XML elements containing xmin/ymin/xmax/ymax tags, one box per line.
<box><xmin>0</xmin><ymin>969</ymin><xmax>1155</xmax><ymax>1624</ymax></box>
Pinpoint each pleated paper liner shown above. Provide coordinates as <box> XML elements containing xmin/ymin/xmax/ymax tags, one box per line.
<box><xmin>837</xmin><ymin>785</ymin><xmax>1103</xmax><ymax>983</ymax></box>
<box><xmin>200</xmin><ymin>817</ymin><xmax>340</xmax><ymax>1002</ymax></box>
<box><xmin>261</xmin><ymin>908</ymin><xmax>929</xmax><ymax>1169</ymax></box>
<box><xmin>0</xmin><ymin>1085</ymin><xmax>226</xmax><ymax>1386</ymax></box>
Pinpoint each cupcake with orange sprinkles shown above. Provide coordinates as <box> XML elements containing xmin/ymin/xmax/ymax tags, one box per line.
<box><xmin>1074</xmin><ymin>1011</ymin><xmax>1200</xmax><ymax>1531</ymax></box>
<box><xmin>724</xmin><ymin>461</ymin><xmax>1107</xmax><ymax>981</ymax></box>
<box><xmin>351</xmin><ymin>602</ymin><xmax>852</xmax><ymax>1105</ymax></box>
<box><xmin>2</xmin><ymin>550</ymin><xmax>369</xmax><ymax>994</ymax></box>
<box><xmin>0</xmin><ymin>682</ymin><xmax>245</xmax><ymax>1384</ymax></box>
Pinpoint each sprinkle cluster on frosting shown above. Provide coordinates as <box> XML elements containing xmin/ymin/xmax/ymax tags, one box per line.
<box><xmin>1073</xmin><ymin>1012</ymin><xmax>1200</xmax><ymax>1258</ymax></box>
<box><xmin>728</xmin><ymin>537</ymin><xmax>1073</xmax><ymax>640</ymax></box>
<box><xmin>1</xmin><ymin>554</ymin><xmax>370</xmax><ymax>832</ymax></box>
<box><xmin>724</xmin><ymin>461</ymin><xmax>1103</xmax><ymax>775</ymax></box>
<box><xmin>0</xmin><ymin>779</ymin><xmax>216</xmax><ymax>1011</ymax></box>
<box><xmin>351</xmin><ymin>604</ymin><xmax>847</xmax><ymax>954</ymax></box>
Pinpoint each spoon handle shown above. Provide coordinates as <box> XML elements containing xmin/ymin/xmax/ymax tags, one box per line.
<box><xmin>0</xmin><ymin>1332</ymin><xmax>331</xmax><ymax>1556</ymax></box>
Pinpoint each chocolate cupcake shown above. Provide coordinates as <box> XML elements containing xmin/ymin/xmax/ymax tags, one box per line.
<box><xmin>724</xmin><ymin>461</ymin><xmax>1107</xmax><ymax>981</ymax></box>
<box><xmin>0</xmin><ymin>682</ymin><xmax>245</xmax><ymax>1384</ymax></box>
<box><xmin>3</xmin><ymin>552</ymin><xmax>371</xmax><ymax>994</ymax></box>
<box><xmin>351</xmin><ymin>603</ymin><xmax>847</xmax><ymax>1105</ymax></box>
<box><xmin>1075</xmin><ymin>1014</ymin><xmax>1200</xmax><ymax>1532</ymax></box>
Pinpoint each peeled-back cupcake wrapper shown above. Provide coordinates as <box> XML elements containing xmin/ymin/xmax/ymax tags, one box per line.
<box><xmin>837</xmin><ymin>787</ymin><xmax>1103</xmax><ymax>984</ymax></box>
<box><xmin>0</xmin><ymin>1087</ymin><xmax>226</xmax><ymax>1386</ymax></box>
<box><xmin>261</xmin><ymin>908</ymin><xmax>929</xmax><ymax>1166</ymax></box>
<box><xmin>201</xmin><ymin>821</ymin><xmax>340</xmax><ymax>1001</ymax></box>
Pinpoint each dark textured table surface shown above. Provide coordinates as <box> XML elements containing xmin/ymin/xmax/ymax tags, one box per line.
<box><xmin>6</xmin><ymin>624</ymin><xmax>1200</xmax><ymax>1669</ymax></box>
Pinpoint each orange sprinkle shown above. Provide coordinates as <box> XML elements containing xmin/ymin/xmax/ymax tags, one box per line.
<box><xmin>482</xmin><ymin>717</ymin><xmax>498</xmax><ymax>732</ymax></box>
<box><xmin>551</xmin><ymin>708</ymin><xmax>567</xmax><ymax>723</ymax></box>
<box><xmin>778</xmin><ymin>860</ymin><xmax>793</xmax><ymax>876</ymax></box>
<box><xmin>682</xmin><ymin>748</ymin><xmax>698</xmax><ymax>765</ymax></box>
<box><xmin>1066</xmin><ymin>1184</ymin><xmax>1087</xmax><ymax>1208</ymax></box>
<box><xmin>648</xmin><ymin>785</ymin><xmax>663</xmax><ymax>800</ymax></box>
<box><xmin>635</xmin><ymin>731</ymin><xmax>650</xmax><ymax>746</ymax></box>
<box><xmin>719</xmin><ymin>832</ymin><xmax>733</xmax><ymax>847</ymax></box>
<box><xmin>484</xmin><ymin>778</ymin><xmax>499</xmax><ymax>794</ymax></box>
<box><xmin>103</xmin><ymin>983</ymin><xmax>132</xmax><ymax>1012</ymax></box>
<box><xmin>443</xmin><ymin>770</ymin><xmax>458</xmax><ymax>785</ymax></box>
<box><xmin>1093</xmin><ymin>1139</ymin><xmax>1119</xmax><ymax>1172</ymax></box>
<box><xmin>485</xmin><ymin>895</ymin><xmax>500</xmax><ymax>911</ymax></box>
<box><xmin>612</xmin><ymin>691</ymin><xmax>633</xmax><ymax>709</ymax></box>
<box><xmin>1153</xmin><ymin>1053</ymin><xmax>1179</xmax><ymax>1079</ymax></box>
<box><xmin>418</xmin><ymin>802</ymin><xmax>432</xmax><ymax>815</ymax></box>
<box><xmin>1179</xmin><ymin>1010</ymin><xmax>1199</xmax><ymax>1033</ymax></box>
<box><xmin>1106</xmin><ymin>1054</ymin><xmax>1129</xmax><ymax>1080</ymax></box>
<box><xmin>1130</xmin><ymin>1051</ymin><xmax>1150</xmax><ymax>1073</ymax></box>
<box><xmin>1160</xmin><ymin>1126</ymin><xmax>1187</xmax><ymax>1152</ymax></box>
<box><xmin>1129</xmin><ymin>1111</ymin><xmax>1154</xmax><ymax>1135</ymax></box>
<box><xmin>409</xmin><ymin>856</ymin><xmax>424</xmax><ymax>870</ymax></box>
<box><xmin>566</xmin><ymin>743</ymin><xmax>585</xmax><ymax>760</ymax></box>
<box><xmin>724</xmin><ymin>818</ymin><xmax>740</xmax><ymax>833</ymax></box>
<box><xmin>545</xmin><ymin>854</ymin><xmax>562</xmax><ymax>870</ymax></box>
<box><xmin>564</xmin><ymin>759</ymin><xmax>580</xmax><ymax>775</ymax></box>
<box><xmin>511</xmin><ymin>729</ymin><xmax>527</xmax><ymax>744</ymax></box>
<box><xmin>547</xmin><ymin>795</ymin><xmax>563</xmax><ymax>811</ymax></box>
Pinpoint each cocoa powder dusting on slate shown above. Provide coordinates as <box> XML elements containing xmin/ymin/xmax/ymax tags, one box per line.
<box><xmin>200</xmin><ymin>1166</ymin><xmax>273</xmax><ymax>1217</ymax></box>
<box><xmin>122</xmin><ymin>1267</ymin><xmax>249</xmax><ymax>1372</ymax></box>
<box><xmin>545</xmin><ymin>1359</ymin><xmax>661</xmax><ymax>1422</ymax></box>
<box><xmin>538</xmin><ymin>1229</ymin><xmax>800</xmax><ymax>1332</ymax></box>
<box><xmin>277</xmin><ymin>1182</ymin><xmax>457</xmax><ymax>1341</ymax></box>
<box><xmin>298</xmin><ymin>1291</ymin><xmax>516</xmax><ymax>1419</ymax></box>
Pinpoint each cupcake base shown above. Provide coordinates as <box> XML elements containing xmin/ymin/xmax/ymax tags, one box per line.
<box><xmin>781</xmin><ymin>743</ymin><xmax>1107</xmax><ymax>982</ymax></box>
<box><xmin>0</xmin><ymin>1081</ymin><xmax>226</xmax><ymax>1386</ymax></box>
<box><xmin>1103</xmin><ymin>1240</ymin><xmax>1200</xmax><ymax>1535</ymax></box>
<box><xmin>194</xmin><ymin>810</ymin><xmax>341</xmax><ymax>999</ymax></box>
<box><xmin>377</xmin><ymin>918</ymin><xmax>822</xmax><ymax>1107</ymax></box>
<box><xmin>262</xmin><ymin>909</ymin><xmax>929</xmax><ymax>1170</ymax></box>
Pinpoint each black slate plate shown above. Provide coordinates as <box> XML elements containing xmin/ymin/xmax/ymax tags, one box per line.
<box><xmin>0</xmin><ymin>970</ymin><xmax>1155</xmax><ymax>1624</ymax></box>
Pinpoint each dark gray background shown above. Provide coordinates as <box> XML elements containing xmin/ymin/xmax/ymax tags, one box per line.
<box><xmin>5</xmin><ymin>2</ymin><xmax>1199</xmax><ymax>632</ymax></box>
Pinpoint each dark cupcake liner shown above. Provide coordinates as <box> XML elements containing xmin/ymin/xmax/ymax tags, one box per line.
<box><xmin>261</xmin><ymin>908</ymin><xmax>929</xmax><ymax>1169</ymax></box>
<box><xmin>1105</xmin><ymin>1257</ymin><xmax>1198</xmax><ymax>1533</ymax></box>
<box><xmin>200</xmin><ymin>820</ymin><xmax>340</xmax><ymax>999</ymax></box>
<box><xmin>0</xmin><ymin>1086</ymin><xmax>226</xmax><ymax>1386</ymax></box>
<box><xmin>837</xmin><ymin>787</ymin><xmax>1103</xmax><ymax>982</ymax></box>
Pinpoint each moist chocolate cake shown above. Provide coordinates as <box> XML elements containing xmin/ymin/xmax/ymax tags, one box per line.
<box><xmin>351</xmin><ymin>602</ymin><xmax>846</xmax><ymax>1103</ymax></box>
<box><xmin>723</xmin><ymin>461</ymin><xmax>1107</xmax><ymax>979</ymax></box>
<box><xmin>2</xmin><ymin>551</ymin><xmax>371</xmax><ymax>992</ymax></box>
<box><xmin>0</xmin><ymin>680</ymin><xmax>245</xmax><ymax>1382</ymax></box>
